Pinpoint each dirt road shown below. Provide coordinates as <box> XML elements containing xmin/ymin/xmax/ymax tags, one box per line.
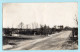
<box><xmin>8</xmin><ymin>31</ymin><xmax>73</xmax><ymax>50</ymax></box>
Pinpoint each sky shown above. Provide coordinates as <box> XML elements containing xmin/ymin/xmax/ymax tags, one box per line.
<box><xmin>3</xmin><ymin>2</ymin><xmax>78</xmax><ymax>28</ymax></box>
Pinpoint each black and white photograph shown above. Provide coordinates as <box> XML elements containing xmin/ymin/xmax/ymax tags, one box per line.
<box><xmin>3</xmin><ymin>3</ymin><xmax>78</xmax><ymax>50</ymax></box>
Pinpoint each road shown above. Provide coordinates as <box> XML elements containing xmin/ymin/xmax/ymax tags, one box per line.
<box><xmin>7</xmin><ymin>31</ymin><xmax>73</xmax><ymax>50</ymax></box>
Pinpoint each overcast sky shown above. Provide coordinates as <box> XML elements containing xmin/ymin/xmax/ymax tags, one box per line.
<box><xmin>3</xmin><ymin>3</ymin><xmax>78</xmax><ymax>28</ymax></box>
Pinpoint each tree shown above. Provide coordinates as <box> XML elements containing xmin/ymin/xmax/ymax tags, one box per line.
<box><xmin>40</xmin><ymin>25</ymin><xmax>50</xmax><ymax>35</ymax></box>
<box><xmin>74</xmin><ymin>15</ymin><xmax>78</xmax><ymax>26</ymax></box>
<box><xmin>18</xmin><ymin>22</ymin><xmax>24</xmax><ymax>29</ymax></box>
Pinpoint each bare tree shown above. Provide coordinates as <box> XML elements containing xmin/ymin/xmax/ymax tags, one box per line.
<box><xmin>18</xmin><ymin>22</ymin><xmax>24</xmax><ymax>29</ymax></box>
<box><xmin>26</xmin><ymin>24</ymin><xmax>28</xmax><ymax>29</ymax></box>
<box><xmin>74</xmin><ymin>15</ymin><xmax>78</xmax><ymax>26</ymax></box>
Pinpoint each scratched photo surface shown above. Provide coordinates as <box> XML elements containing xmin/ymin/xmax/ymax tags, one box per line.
<box><xmin>3</xmin><ymin>3</ymin><xmax>78</xmax><ymax>50</ymax></box>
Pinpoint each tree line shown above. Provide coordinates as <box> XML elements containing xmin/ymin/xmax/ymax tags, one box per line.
<box><xmin>3</xmin><ymin>24</ymin><xmax>64</xmax><ymax>36</ymax></box>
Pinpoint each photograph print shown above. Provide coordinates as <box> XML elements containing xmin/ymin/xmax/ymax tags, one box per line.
<box><xmin>3</xmin><ymin>2</ymin><xmax>78</xmax><ymax>50</ymax></box>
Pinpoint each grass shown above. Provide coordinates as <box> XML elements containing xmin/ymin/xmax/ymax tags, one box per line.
<box><xmin>3</xmin><ymin>34</ymin><xmax>46</xmax><ymax>45</ymax></box>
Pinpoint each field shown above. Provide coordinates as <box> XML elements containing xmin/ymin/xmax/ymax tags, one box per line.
<box><xmin>3</xmin><ymin>34</ymin><xmax>47</xmax><ymax>50</ymax></box>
